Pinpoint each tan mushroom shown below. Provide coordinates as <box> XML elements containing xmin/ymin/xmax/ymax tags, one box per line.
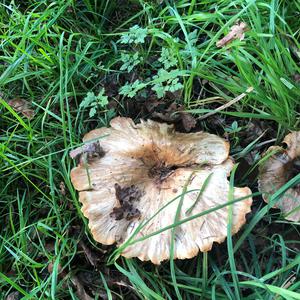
<box><xmin>70</xmin><ymin>117</ymin><xmax>252</xmax><ymax>264</ymax></box>
<box><xmin>258</xmin><ymin>131</ymin><xmax>300</xmax><ymax>221</ymax></box>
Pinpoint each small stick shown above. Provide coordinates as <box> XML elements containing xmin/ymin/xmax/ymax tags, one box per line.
<box><xmin>69</xmin><ymin>141</ymin><xmax>100</xmax><ymax>160</ymax></box>
<box><xmin>198</xmin><ymin>86</ymin><xmax>254</xmax><ymax>121</ymax></box>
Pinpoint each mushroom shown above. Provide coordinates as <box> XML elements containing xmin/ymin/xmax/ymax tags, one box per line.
<box><xmin>70</xmin><ymin>117</ymin><xmax>252</xmax><ymax>264</ymax></box>
<box><xmin>258</xmin><ymin>131</ymin><xmax>300</xmax><ymax>221</ymax></box>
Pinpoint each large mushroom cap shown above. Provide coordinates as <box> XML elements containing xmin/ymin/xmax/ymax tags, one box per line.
<box><xmin>258</xmin><ymin>131</ymin><xmax>300</xmax><ymax>221</ymax></box>
<box><xmin>70</xmin><ymin>117</ymin><xmax>252</xmax><ymax>264</ymax></box>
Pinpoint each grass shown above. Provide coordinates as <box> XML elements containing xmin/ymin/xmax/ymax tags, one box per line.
<box><xmin>1</xmin><ymin>0</ymin><xmax>300</xmax><ymax>299</ymax></box>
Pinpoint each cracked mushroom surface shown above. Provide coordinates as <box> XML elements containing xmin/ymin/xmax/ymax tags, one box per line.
<box><xmin>70</xmin><ymin>117</ymin><xmax>252</xmax><ymax>264</ymax></box>
<box><xmin>258</xmin><ymin>131</ymin><xmax>300</xmax><ymax>221</ymax></box>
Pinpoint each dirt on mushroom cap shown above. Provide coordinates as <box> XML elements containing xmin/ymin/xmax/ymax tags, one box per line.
<box><xmin>70</xmin><ymin>117</ymin><xmax>253</xmax><ymax>264</ymax></box>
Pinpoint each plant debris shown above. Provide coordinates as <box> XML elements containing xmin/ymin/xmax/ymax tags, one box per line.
<box><xmin>47</xmin><ymin>261</ymin><xmax>63</xmax><ymax>275</ymax></box>
<box><xmin>110</xmin><ymin>184</ymin><xmax>142</xmax><ymax>221</ymax></box>
<box><xmin>59</xmin><ymin>181</ymin><xmax>66</xmax><ymax>196</ymax></box>
<box><xmin>216</xmin><ymin>21</ymin><xmax>248</xmax><ymax>47</ymax></box>
<box><xmin>198</xmin><ymin>87</ymin><xmax>253</xmax><ymax>120</ymax></box>
<box><xmin>71</xmin><ymin>276</ymin><xmax>94</xmax><ymax>300</ymax></box>
<box><xmin>180</xmin><ymin>111</ymin><xmax>197</xmax><ymax>131</ymax></box>
<box><xmin>5</xmin><ymin>292</ymin><xmax>20</xmax><ymax>300</ymax></box>
<box><xmin>69</xmin><ymin>141</ymin><xmax>105</xmax><ymax>164</ymax></box>
<box><xmin>7</xmin><ymin>98</ymin><xmax>35</xmax><ymax>119</ymax></box>
<box><xmin>148</xmin><ymin>162</ymin><xmax>178</xmax><ymax>183</ymax></box>
<box><xmin>79</xmin><ymin>240</ymin><xmax>98</xmax><ymax>268</ymax></box>
<box><xmin>151</xmin><ymin>102</ymin><xmax>197</xmax><ymax>132</ymax></box>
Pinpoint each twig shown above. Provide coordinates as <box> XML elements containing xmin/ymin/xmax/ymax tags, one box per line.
<box><xmin>198</xmin><ymin>87</ymin><xmax>254</xmax><ymax>121</ymax></box>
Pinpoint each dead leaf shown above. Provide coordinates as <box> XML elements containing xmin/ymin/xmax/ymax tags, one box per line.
<box><xmin>152</xmin><ymin>103</ymin><xmax>179</xmax><ymax>122</ymax></box>
<box><xmin>47</xmin><ymin>261</ymin><xmax>63</xmax><ymax>275</ymax></box>
<box><xmin>71</xmin><ymin>276</ymin><xmax>93</xmax><ymax>300</ymax></box>
<box><xmin>59</xmin><ymin>181</ymin><xmax>66</xmax><ymax>196</ymax></box>
<box><xmin>79</xmin><ymin>241</ymin><xmax>98</xmax><ymax>268</ymax></box>
<box><xmin>180</xmin><ymin>111</ymin><xmax>197</xmax><ymax>132</ymax></box>
<box><xmin>273</xmin><ymin>274</ymin><xmax>296</xmax><ymax>299</ymax></box>
<box><xmin>5</xmin><ymin>292</ymin><xmax>20</xmax><ymax>300</ymax></box>
<box><xmin>281</xmin><ymin>275</ymin><xmax>296</xmax><ymax>289</ymax></box>
<box><xmin>8</xmin><ymin>98</ymin><xmax>35</xmax><ymax>119</ymax></box>
<box><xmin>216</xmin><ymin>21</ymin><xmax>248</xmax><ymax>47</ymax></box>
<box><xmin>151</xmin><ymin>102</ymin><xmax>196</xmax><ymax>132</ymax></box>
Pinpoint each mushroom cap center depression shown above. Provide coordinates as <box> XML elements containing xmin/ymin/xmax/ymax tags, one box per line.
<box><xmin>127</xmin><ymin>142</ymin><xmax>197</xmax><ymax>185</ymax></box>
<box><xmin>148</xmin><ymin>162</ymin><xmax>178</xmax><ymax>182</ymax></box>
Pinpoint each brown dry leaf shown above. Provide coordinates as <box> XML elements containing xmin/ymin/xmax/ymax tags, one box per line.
<box><xmin>258</xmin><ymin>131</ymin><xmax>300</xmax><ymax>221</ymax></box>
<box><xmin>70</xmin><ymin>117</ymin><xmax>253</xmax><ymax>264</ymax></box>
<box><xmin>152</xmin><ymin>102</ymin><xmax>179</xmax><ymax>122</ymax></box>
<box><xmin>281</xmin><ymin>274</ymin><xmax>296</xmax><ymax>289</ymax></box>
<box><xmin>180</xmin><ymin>111</ymin><xmax>197</xmax><ymax>132</ymax></box>
<box><xmin>151</xmin><ymin>102</ymin><xmax>196</xmax><ymax>132</ymax></box>
<box><xmin>8</xmin><ymin>98</ymin><xmax>35</xmax><ymax>119</ymax></box>
<box><xmin>47</xmin><ymin>261</ymin><xmax>63</xmax><ymax>275</ymax></box>
<box><xmin>59</xmin><ymin>181</ymin><xmax>66</xmax><ymax>196</ymax></box>
<box><xmin>216</xmin><ymin>21</ymin><xmax>248</xmax><ymax>48</ymax></box>
<box><xmin>79</xmin><ymin>241</ymin><xmax>98</xmax><ymax>267</ymax></box>
<box><xmin>71</xmin><ymin>276</ymin><xmax>93</xmax><ymax>300</ymax></box>
<box><xmin>5</xmin><ymin>292</ymin><xmax>20</xmax><ymax>300</ymax></box>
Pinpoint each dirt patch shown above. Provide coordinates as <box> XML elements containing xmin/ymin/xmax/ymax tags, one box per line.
<box><xmin>110</xmin><ymin>184</ymin><xmax>143</xmax><ymax>221</ymax></box>
<box><xmin>7</xmin><ymin>98</ymin><xmax>35</xmax><ymax>119</ymax></box>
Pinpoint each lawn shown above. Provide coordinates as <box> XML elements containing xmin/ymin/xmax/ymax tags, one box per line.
<box><xmin>1</xmin><ymin>0</ymin><xmax>300</xmax><ymax>299</ymax></box>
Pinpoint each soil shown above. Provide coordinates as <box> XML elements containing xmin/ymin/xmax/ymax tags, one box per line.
<box><xmin>110</xmin><ymin>183</ymin><xmax>143</xmax><ymax>221</ymax></box>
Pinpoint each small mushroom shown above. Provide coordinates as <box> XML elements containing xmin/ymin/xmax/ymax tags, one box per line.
<box><xmin>70</xmin><ymin>117</ymin><xmax>252</xmax><ymax>264</ymax></box>
<box><xmin>258</xmin><ymin>132</ymin><xmax>300</xmax><ymax>221</ymax></box>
